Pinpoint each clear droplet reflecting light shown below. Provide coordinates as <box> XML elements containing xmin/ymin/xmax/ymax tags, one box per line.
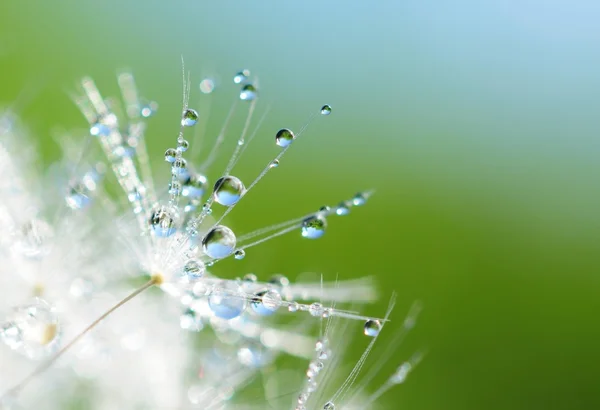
<box><xmin>301</xmin><ymin>215</ymin><xmax>327</xmax><ymax>239</ymax></box>
<box><xmin>213</xmin><ymin>176</ymin><xmax>245</xmax><ymax>206</ymax></box>
<box><xmin>181</xmin><ymin>109</ymin><xmax>199</xmax><ymax>126</ymax></box>
<box><xmin>202</xmin><ymin>225</ymin><xmax>237</xmax><ymax>259</ymax></box>
<box><xmin>275</xmin><ymin>128</ymin><xmax>295</xmax><ymax>148</ymax></box>
<box><xmin>364</xmin><ymin>319</ymin><xmax>382</xmax><ymax>337</ymax></box>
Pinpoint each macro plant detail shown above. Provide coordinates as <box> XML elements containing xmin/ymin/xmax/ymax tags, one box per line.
<box><xmin>0</xmin><ymin>66</ymin><xmax>421</xmax><ymax>409</ymax></box>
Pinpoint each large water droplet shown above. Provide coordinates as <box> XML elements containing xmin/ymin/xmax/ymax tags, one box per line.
<box><xmin>208</xmin><ymin>282</ymin><xmax>247</xmax><ymax>319</ymax></box>
<box><xmin>199</xmin><ymin>78</ymin><xmax>215</xmax><ymax>94</ymax></box>
<box><xmin>320</xmin><ymin>105</ymin><xmax>332</xmax><ymax>116</ymax></box>
<box><xmin>171</xmin><ymin>158</ymin><xmax>188</xmax><ymax>177</ymax></box>
<box><xmin>309</xmin><ymin>302</ymin><xmax>324</xmax><ymax>317</ymax></box>
<box><xmin>275</xmin><ymin>128</ymin><xmax>295</xmax><ymax>147</ymax></box>
<box><xmin>149</xmin><ymin>206</ymin><xmax>178</xmax><ymax>237</ymax></box>
<box><xmin>251</xmin><ymin>290</ymin><xmax>282</xmax><ymax>316</ymax></box>
<box><xmin>164</xmin><ymin>148</ymin><xmax>177</xmax><ymax>163</ymax></box>
<box><xmin>301</xmin><ymin>215</ymin><xmax>327</xmax><ymax>239</ymax></box>
<box><xmin>182</xmin><ymin>173</ymin><xmax>208</xmax><ymax>199</ymax></box>
<box><xmin>239</xmin><ymin>84</ymin><xmax>258</xmax><ymax>101</ymax></box>
<box><xmin>178</xmin><ymin>139</ymin><xmax>190</xmax><ymax>152</ymax></box>
<box><xmin>202</xmin><ymin>225</ymin><xmax>237</xmax><ymax>259</ymax></box>
<box><xmin>183</xmin><ymin>259</ymin><xmax>205</xmax><ymax>281</ymax></box>
<box><xmin>233</xmin><ymin>69</ymin><xmax>250</xmax><ymax>84</ymax></box>
<box><xmin>363</xmin><ymin>319</ymin><xmax>382</xmax><ymax>337</ymax></box>
<box><xmin>1</xmin><ymin>299</ymin><xmax>60</xmax><ymax>359</ymax></box>
<box><xmin>182</xmin><ymin>109</ymin><xmax>199</xmax><ymax>126</ymax></box>
<box><xmin>213</xmin><ymin>176</ymin><xmax>245</xmax><ymax>206</ymax></box>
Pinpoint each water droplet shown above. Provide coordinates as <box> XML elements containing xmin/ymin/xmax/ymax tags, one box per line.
<box><xmin>90</xmin><ymin>122</ymin><xmax>110</xmax><ymax>137</ymax></box>
<box><xmin>1</xmin><ymin>298</ymin><xmax>61</xmax><ymax>359</ymax></box>
<box><xmin>269</xmin><ymin>159</ymin><xmax>279</xmax><ymax>168</ymax></box>
<box><xmin>237</xmin><ymin>343</ymin><xmax>271</xmax><ymax>368</ymax></box>
<box><xmin>364</xmin><ymin>319</ymin><xmax>382</xmax><ymax>337</ymax></box>
<box><xmin>239</xmin><ymin>84</ymin><xmax>258</xmax><ymax>101</ymax></box>
<box><xmin>320</xmin><ymin>105</ymin><xmax>332</xmax><ymax>116</ymax></box>
<box><xmin>234</xmin><ymin>250</ymin><xmax>246</xmax><ymax>260</ymax></box>
<box><xmin>309</xmin><ymin>302</ymin><xmax>324</xmax><ymax>317</ymax></box>
<box><xmin>182</xmin><ymin>108</ymin><xmax>199</xmax><ymax>126</ymax></box>
<box><xmin>65</xmin><ymin>183</ymin><xmax>91</xmax><ymax>210</ymax></box>
<box><xmin>183</xmin><ymin>259</ymin><xmax>205</xmax><ymax>281</ymax></box>
<box><xmin>182</xmin><ymin>173</ymin><xmax>208</xmax><ymax>199</ymax></box>
<box><xmin>288</xmin><ymin>302</ymin><xmax>299</xmax><ymax>312</ymax></box>
<box><xmin>251</xmin><ymin>290</ymin><xmax>282</xmax><ymax>316</ymax></box>
<box><xmin>169</xmin><ymin>181</ymin><xmax>182</xmax><ymax>195</ymax></box>
<box><xmin>172</xmin><ymin>158</ymin><xmax>188</xmax><ymax>176</ymax></box>
<box><xmin>180</xmin><ymin>309</ymin><xmax>203</xmax><ymax>331</ymax></box>
<box><xmin>208</xmin><ymin>282</ymin><xmax>247</xmax><ymax>319</ymax></box>
<box><xmin>140</xmin><ymin>101</ymin><xmax>158</xmax><ymax>118</ymax></box>
<box><xmin>178</xmin><ymin>139</ymin><xmax>190</xmax><ymax>152</ymax></box>
<box><xmin>319</xmin><ymin>205</ymin><xmax>331</xmax><ymax>213</ymax></box>
<box><xmin>352</xmin><ymin>192</ymin><xmax>367</xmax><ymax>206</ymax></box>
<box><xmin>233</xmin><ymin>69</ymin><xmax>250</xmax><ymax>84</ymax></box>
<box><xmin>199</xmin><ymin>78</ymin><xmax>215</xmax><ymax>94</ymax></box>
<box><xmin>323</xmin><ymin>402</ymin><xmax>335</xmax><ymax>410</ymax></box>
<box><xmin>268</xmin><ymin>274</ymin><xmax>290</xmax><ymax>288</ymax></box>
<box><xmin>243</xmin><ymin>273</ymin><xmax>257</xmax><ymax>283</ymax></box>
<box><xmin>202</xmin><ymin>225</ymin><xmax>237</xmax><ymax>259</ymax></box>
<box><xmin>213</xmin><ymin>176</ymin><xmax>245</xmax><ymax>206</ymax></box>
<box><xmin>164</xmin><ymin>148</ymin><xmax>177</xmax><ymax>163</ymax></box>
<box><xmin>149</xmin><ymin>206</ymin><xmax>178</xmax><ymax>237</ymax></box>
<box><xmin>335</xmin><ymin>201</ymin><xmax>351</xmax><ymax>216</ymax></box>
<box><xmin>301</xmin><ymin>215</ymin><xmax>327</xmax><ymax>239</ymax></box>
<box><xmin>275</xmin><ymin>128</ymin><xmax>295</xmax><ymax>147</ymax></box>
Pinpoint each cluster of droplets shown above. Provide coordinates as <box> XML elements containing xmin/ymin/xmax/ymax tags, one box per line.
<box><xmin>296</xmin><ymin>338</ymin><xmax>332</xmax><ymax>410</ymax></box>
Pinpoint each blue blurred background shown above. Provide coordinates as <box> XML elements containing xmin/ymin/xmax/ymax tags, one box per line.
<box><xmin>1</xmin><ymin>1</ymin><xmax>600</xmax><ymax>409</ymax></box>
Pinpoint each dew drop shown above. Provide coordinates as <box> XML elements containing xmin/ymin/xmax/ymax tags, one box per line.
<box><xmin>213</xmin><ymin>176</ymin><xmax>245</xmax><ymax>206</ymax></box>
<box><xmin>171</xmin><ymin>158</ymin><xmax>188</xmax><ymax>176</ymax></box>
<box><xmin>323</xmin><ymin>402</ymin><xmax>335</xmax><ymax>410</ymax></box>
<box><xmin>239</xmin><ymin>84</ymin><xmax>258</xmax><ymax>101</ymax></box>
<box><xmin>199</xmin><ymin>78</ymin><xmax>215</xmax><ymax>94</ymax></box>
<box><xmin>301</xmin><ymin>215</ymin><xmax>327</xmax><ymax>239</ymax></box>
<box><xmin>251</xmin><ymin>290</ymin><xmax>282</xmax><ymax>316</ymax></box>
<box><xmin>149</xmin><ymin>206</ymin><xmax>178</xmax><ymax>237</ymax></box>
<box><xmin>182</xmin><ymin>108</ymin><xmax>199</xmax><ymax>126</ymax></box>
<box><xmin>65</xmin><ymin>183</ymin><xmax>91</xmax><ymax>210</ymax></box>
<box><xmin>140</xmin><ymin>101</ymin><xmax>158</xmax><ymax>118</ymax></box>
<box><xmin>275</xmin><ymin>128</ymin><xmax>295</xmax><ymax>148</ymax></box>
<box><xmin>208</xmin><ymin>282</ymin><xmax>247</xmax><ymax>319</ymax></box>
<box><xmin>238</xmin><ymin>343</ymin><xmax>270</xmax><ymax>368</ymax></box>
<box><xmin>234</xmin><ymin>250</ymin><xmax>246</xmax><ymax>260</ymax></box>
<box><xmin>288</xmin><ymin>302</ymin><xmax>299</xmax><ymax>312</ymax></box>
<box><xmin>268</xmin><ymin>274</ymin><xmax>290</xmax><ymax>288</ymax></box>
<box><xmin>164</xmin><ymin>148</ymin><xmax>177</xmax><ymax>163</ymax></box>
<box><xmin>90</xmin><ymin>122</ymin><xmax>110</xmax><ymax>137</ymax></box>
<box><xmin>335</xmin><ymin>201</ymin><xmax>351</xmax><ymax>216</ymax></box>
<box><xmin>202</xmin><ymin>225</ymin><xmax>237</xmax><ymax>259</ymax></box>
<box><xmin>183</xmin><ymin>259</ymin><xmax>205</xmax><ymax>281</ymax></box>
<box><xmin>364</xmin><ymin>319</ymin><xmax>382</xmax><ymax>337</ymax></box>
<box><xmin>352</xmin><ymin>192</ymin><xmax>367</xmax><ymax>206</ymax></box>
<box><xmin>320</xmin><ymin>105</ymin><xmax>332</xmax><ymax>116</ymax></box>
<box><xmin>182</xmin><ymin>173</ymin><xmax>208</xmax><ymax>199</ymax></box>
<box><xmin>269</xmin><ymin>159</ymin><xmax>279</xmax><ymax>168</ymax></box>
<box><xmin>180</xmin><ymin>309</ymin><xmax>203</xmax><ymax>332</ymax></box>
<box><xmin>0</xmin><ymin>298</ymin><xmax>61</xmax><ymax>359</ymax></box>
<box><xmin>178</xmin><ymin>139</ymin><xmax>190</xmax><ymax>152</ymax></box>
<box><xmin>233</xmin><ymin>69</ymin><xmax>250</xmax><ymax>84</ymax></box>
<box><xmin>169</xmin><ymin>181</ymin><xmax>182</xmax><ymax>195</ymax></box>
<box><xmin>309</xmin><ymin>302</ymin><xmax>324</xmax><ymax>317</ymax></box>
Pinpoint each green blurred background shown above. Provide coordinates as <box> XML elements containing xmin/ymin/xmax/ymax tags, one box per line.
<box><xmin>1</xmin><ymin>1</ymin><xmax>600</xmax><ymax>409</ymax></box>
